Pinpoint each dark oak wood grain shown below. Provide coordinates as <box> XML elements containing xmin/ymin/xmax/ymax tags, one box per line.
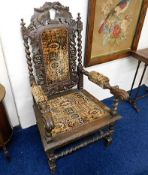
<box><xmin>21</xmin><ymin>2</ymin><xmax>128</xmax><ymax>174</ymax></box>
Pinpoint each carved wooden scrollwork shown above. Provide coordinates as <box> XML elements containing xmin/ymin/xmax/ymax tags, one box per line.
<box><xmin>21</xmin><ymin>2</ymin><xmax>81</xmax><ymax>95</ymax></box>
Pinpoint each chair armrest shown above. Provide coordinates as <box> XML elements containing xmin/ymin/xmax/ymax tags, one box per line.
<box><xmin>81</xmin><ymin>68</ymin><xmax>129</xmax><ymax>115</ymax></box>
<box><xmin>32</xmin><ymin>82</ymin><xmax>54</xmax><ymax>141</ymax></box>
<box><xmin>32</xmin><ymin>83</ymin><xmax>48</xmax><ymax>104</ymax></box>
<box><xmin>82</xmin><ymin>69</ymin><xmax>129</xmax><ymax>101</ymax></box>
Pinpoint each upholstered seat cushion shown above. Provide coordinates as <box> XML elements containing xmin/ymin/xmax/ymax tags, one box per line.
<box><xmin>47</xmin><ymin>90</ymin><xmax>111</xmax><ymax>136</ymax></box>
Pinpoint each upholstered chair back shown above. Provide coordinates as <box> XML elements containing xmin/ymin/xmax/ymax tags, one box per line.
<box><xmin>21</xmin><ymin>2</ymin><xmax>83</xmax><ymax>96</ymax></box>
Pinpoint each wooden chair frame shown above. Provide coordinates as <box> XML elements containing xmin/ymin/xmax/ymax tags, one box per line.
<box><xmin>21</xmin><ymin>2</ymin><xmax>128</xmax><ymax>174</ymax></box>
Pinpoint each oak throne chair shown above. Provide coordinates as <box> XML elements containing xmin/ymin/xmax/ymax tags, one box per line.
<box><xmin>21</xmin><ymin>2</ymin><xmax>128</xmax><ymax>174</ymax></box>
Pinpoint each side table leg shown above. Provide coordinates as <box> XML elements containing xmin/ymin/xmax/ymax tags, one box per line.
<box><xmin>134</xmin><ymin>64</ymin><xmax>147</xmax><ymax>99</ymax></box>
<box><xmin>129</xmin><ymin>60</ymin><xmax>141</xmax><ymax>97</ymax></box>
<box><xmin>129</xmin><ymin>63</ymin><xmax>147</xmax><ymax>112</ymax></box>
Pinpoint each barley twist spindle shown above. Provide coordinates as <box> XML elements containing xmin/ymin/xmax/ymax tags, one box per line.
<box><xmin>77</xmin><ymin>13</ymin><xmax>83</xmax><ymax>89</ymax></box>
<box><xmin>77</xmin><ymin>13</ymin><xmax>83</xmax><ymax>67</ymax></box>
<box><xmin>112</xmin><ymin>98</ymin><xmax>119</xmax><ymax>115</ymax></box>
<box><xmin>21</xmin><ymin>19</ymin><xmax>35</xmax><ymax>85</ymax></box>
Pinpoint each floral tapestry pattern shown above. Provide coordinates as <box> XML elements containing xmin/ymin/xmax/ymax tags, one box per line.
<box><xmin>98</xmin><ymin>0</ymin><xmax>132</xmax><ymax>46</ymax></box>
<box><xmin>47</xmin><ymin>90</ymin><xmax>109</xmax><ymax>136</ymax></box>
<box><xmin>41</xmin><ymin>28</ymin><xmax>70</xmax><ymax>83</ymax></box>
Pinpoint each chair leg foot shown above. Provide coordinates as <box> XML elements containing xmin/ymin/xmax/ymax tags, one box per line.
<box><xmin>48</xmin><ymin>152</ymin><xmax>56</xmax><ymax>174</ymax></box>
<box><xmin>104</xmin><ymin>135</ymin><xmax>112</xmax><ymax>147</ymax></box>
<box><xmin>3</xmin><ymin>145</ymin><xmax>11</xmax><ymax>160</ymax></box>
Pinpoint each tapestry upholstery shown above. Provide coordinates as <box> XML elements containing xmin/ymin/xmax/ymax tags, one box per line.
<box><xmin>32</xmin><ymin>84</ymin><xmax>48</xmax><ymax>103</ymax></box>
<box><xmin>88</xmin><ymin>71</ymin><xmax>109</xmax><ymax>88</ymax></box>
<box><xmin>41</xmin><ymin>28</ymin><xmax>70</xmax><ymax>84</ymax></box>
<box><xmin>48</xmin><ymin>90</ymin><xmax>110</xmax><ymax>136</ymax></box>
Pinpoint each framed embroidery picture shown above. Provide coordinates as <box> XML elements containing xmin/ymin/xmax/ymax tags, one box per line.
<box><xmin>85</xmin><ymin>0</ymin><xmax>148</xmax><ymax>67</ymax></box>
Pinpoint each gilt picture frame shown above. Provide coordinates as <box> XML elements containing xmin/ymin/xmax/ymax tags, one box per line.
<box><xmin>85</xmin><ymin>0</ymin><xmax>148</xmax><ymax>67</ymax></box>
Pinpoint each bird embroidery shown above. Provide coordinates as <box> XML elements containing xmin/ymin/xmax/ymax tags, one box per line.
<box><xmin>97</xmin><ymin>0</ymin><xmax>132</xmax><ymax>46</ymax></box>
<box><xmin>99</xmin><ymin>0</ymin><xmax>131</xmax><ymax>34</ymax></box>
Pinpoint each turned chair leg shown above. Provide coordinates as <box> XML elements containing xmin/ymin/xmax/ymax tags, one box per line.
<box><xmin>48</xmin><ymin>151</ymin><xmax>56</xmax><ymax>174</ymax></box>
<box><xmin>104</xmin><ymin>135</ymin><xmax>113</xmax><ymax>147</ymax></box>
<box><xmin>104</xmin><ymin>125</ymin><xmax>114</xmax><ymax>147</ymax></box>
<box><xmin>2</xmin><ymin>145</ymin><xmax>11</xmax><ymax>160</ymax></box>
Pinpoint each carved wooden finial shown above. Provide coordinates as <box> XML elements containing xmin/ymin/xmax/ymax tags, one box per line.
<box><xmin>77</xmin><ymin>13</ymin><xmax>83</xmax><ymax>31</ymax></box>
<box><xmin>21</xmin><ymin>18</ymin><xmax>25</xmax><ymax>26</ymax></box>
<box><xmin>21</xmin><ymin>19</ymin><xmax>27</xmax><ymax>33</ymax></box>
<box><xmin>77</xmin><ymin>13</ymin><xmax>80</xmax><ymax>19</ymax></box>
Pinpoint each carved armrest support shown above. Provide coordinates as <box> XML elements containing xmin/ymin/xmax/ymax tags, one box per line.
<box><xmin>41</xmin><ymin>105</ymin><xmax>55</xmax><ymax>142</ymax></box>
<box><xmin>109</xmin><ymin>86</ymin><xmax>129</xmax><ymax>101</ymax></box>
<box><xmin>32</xmin><ymin>82</ymin><xmax>54</xmax><ymax>141</ymax></box>
<box><xmin>39</xmin><ymin>102</ymin><xmax>55</xmax><ymax>130</ymax></box>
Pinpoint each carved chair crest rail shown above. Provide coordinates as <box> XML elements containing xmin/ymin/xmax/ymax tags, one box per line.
<box><xmin>21</xmin><ymin>2</ymin><xmax>129</xmax><ymax>174</ymax></box>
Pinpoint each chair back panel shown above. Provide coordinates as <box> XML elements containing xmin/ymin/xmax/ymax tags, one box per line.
<box><xmin>41</xmin><ymin>28</ymin><xmax>70</xmax><ymax>83</ymax></box>
<box><xmin>21</xmin><ymin>2</ymin><xmax>83</xmax><ymax>95</ymax></box>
